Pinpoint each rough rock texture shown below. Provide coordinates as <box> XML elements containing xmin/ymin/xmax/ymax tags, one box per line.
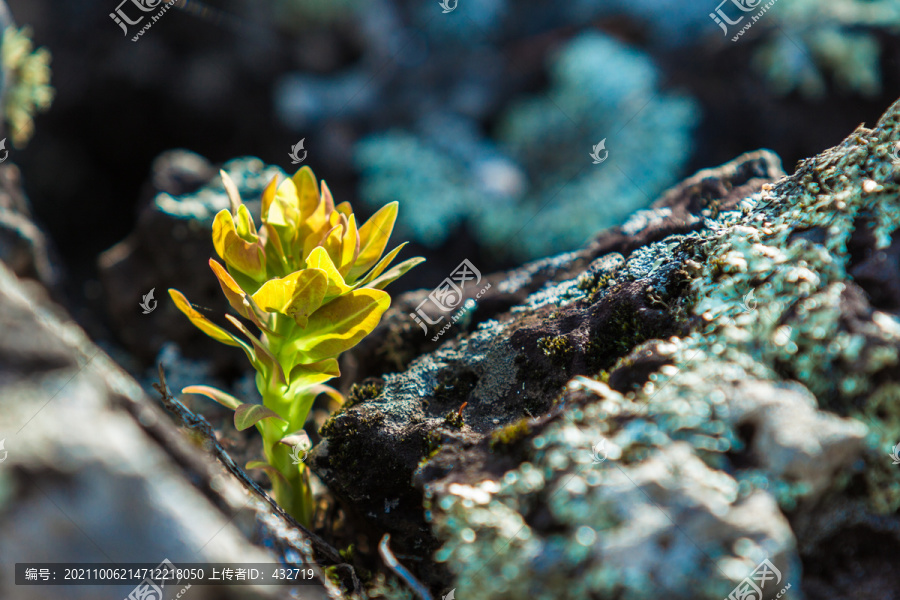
<box><xmin>0</xmin><ymin>163</ymin><xmax>60</xmax><ymax>291</ymax></box>
<box><xmin>312</xmin><ymin>101</ymin><xmax>900</xmax><ymax>599</ymax></box>
<box><xmin>98</xmin><ymin>152</ymin><xmax>284</xmax><ymax>364</ymax></box>
<box><xmin>0</xmin><ymin>260</ymin><xmax>329</xmax><ymax>599</ymax></box>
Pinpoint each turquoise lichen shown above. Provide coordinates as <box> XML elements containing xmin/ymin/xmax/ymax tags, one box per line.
<box><xmin>356</xmin><ymin>32</ymin><xmax>698</xmax><ymax>260</ymax></box>
<box><xmin>751</xmin><ymin>0</ymin><xmax>900</xmax><ymax>99</ymax></box>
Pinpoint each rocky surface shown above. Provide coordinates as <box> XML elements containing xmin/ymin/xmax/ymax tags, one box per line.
<box><xmin>0</xmin><ymin>258</ymin><xmax>332</xmax><ymax>599</ymax></box>
<box><xmin>311</xmin><ymin>102</ymin><xmax>900</xmax><ymax>598</ymax></box>
<box><xmin>0</xmin><ymin>163</ymin><xmax>59</xmax><ymax>291</ymax></box>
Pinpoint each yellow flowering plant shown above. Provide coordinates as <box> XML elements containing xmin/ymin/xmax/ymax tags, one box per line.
<box><xmin>169</xmin><ymin>166</ymin><xmax>423</xmax><ymax>526</ymax></box>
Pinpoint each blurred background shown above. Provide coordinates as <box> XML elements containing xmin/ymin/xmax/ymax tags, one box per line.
<box><xmin>4</xmin><ymin>0</ymin><xmax>900</xmax><ymax>378</ymax></box>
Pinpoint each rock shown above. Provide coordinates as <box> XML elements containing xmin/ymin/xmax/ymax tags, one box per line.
<box><xmin>313</xmin><ymin>101</ymin><xmax>900</xmax><ymax>597</ymax></box>
<box><xmin>0</xmin><ymin>163</ymin><xmax>61</xmax><ymax>290</ymax></box>
<box><xmin>0</xmin><ymin>260</ymin><xmax>329</xmax><ymax>599</ymax></box>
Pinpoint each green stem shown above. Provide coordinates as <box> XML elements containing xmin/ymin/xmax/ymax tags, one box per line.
<box><xmin>258</xmin><ymin>385</ymin><xmax>317</xmax><ymax>527</ymax></box>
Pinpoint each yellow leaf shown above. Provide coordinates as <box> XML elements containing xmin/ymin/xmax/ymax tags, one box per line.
<box><xmin>291</xmin><ymin>166</ymin><xmax>320</xmax><ymax>220</ymax></box>
<box><xmin>209</xmin><ymin>259</ymin><xmax>251</xmax><ymax>319</ymax></box>
<box><xmin>367</xmin><ymin>257</ymin><xmax>426</xmax><ymax>290</ymax></box>
<box><xmin>168</xmin><ymin>288</ymin><xmax>245</xmax><ymax>349</ymax></box>
<box><xmin>288</xmin><ymin>358</ymin><xmax>341</xmax><ymax>390</ymax></box>
<box><xmin>303</xmin><ymin>222</ymin><xmax>340</xmax><ymax>266</ymax></box>
<box><xmin>235</xmin><ymin>403</ymin><xmax>285</xmax><ymax>431</ymax></box>
<box><xmin>269</xmin><ymin>179</ymin><xmax>301</xmax><ymax>257</ymax></box>
<box><xmin>234</xmin><ymin>204</ymin><xmax>258</xmax><ymax>239</ymax></box>
<box><xmin>260</xmin><ymin>175</ymin><xmax>278</xmax><ymax>223</ymax></box>
<box><xmin>251</xmin><ymin>268</ymin><xmax>328</xmax><ymax>327</ymax></box>
<box><xmin>305</xmin><ymin>247</ymin><xmax>352</xmax><ymax>298</ymax></box>
<box><xmin>339</xmin><ymin>213</ymin><xmax>359</xmax><ymax>278</ymax></box>
<box><xmin>349</xmin><ymin>202</ymin><xmax>398</xmax><ymax>281</ymax></box>
<box><xmin>212</xmin><ymin>210</ymin><xmax>266</xmax><ymax>281</ymax></box>
<box><xmin>353</xmin><ymin>242</ymin><xmax>407</xmax><ymax>287</ymax></box>
<box><xmin>182</xmin><ymin>385</ymin><xmax>242</xmax><ymax>411</ymax></box>
<box><xmin>334</xmin><ymin>201</ymin><xmax>353</xmax><ymax>218</ymax></box>
<box><xmin>221</xmin><ymin>169</ymin><xmax>242</xmax><ymax>215</ymax></box>
<box><xmin>292</xmin><ymin>288</ymin><xmax>390</xmax><ymax>361</ymax></box>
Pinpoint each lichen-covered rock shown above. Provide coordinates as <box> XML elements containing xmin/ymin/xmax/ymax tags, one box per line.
<box><xmin>315</xmin><ymin>100</ymin><xmax>900</xmax><ymax>598</ymax></box>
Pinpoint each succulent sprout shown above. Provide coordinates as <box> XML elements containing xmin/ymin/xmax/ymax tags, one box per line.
<box><xmin>170</xmin><ymin>166</ymin><xmax>423</xmax><ymax>525</ymax></box>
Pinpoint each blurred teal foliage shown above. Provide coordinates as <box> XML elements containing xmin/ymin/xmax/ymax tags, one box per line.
<box><xmin>356</xmin><ymin>32</ymin><xmax>698</xmax><ymax>260</ymax></box>
<box><xmin>749</xmin><ymin>0</ymin><xmax>900</xmax><ymax>99</ymax></box>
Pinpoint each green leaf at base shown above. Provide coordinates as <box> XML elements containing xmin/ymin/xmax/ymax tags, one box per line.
<box><xmin>234</xmin><ymin>403</ymin><xmax>286</xmax><ymax>431</ymax></box>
